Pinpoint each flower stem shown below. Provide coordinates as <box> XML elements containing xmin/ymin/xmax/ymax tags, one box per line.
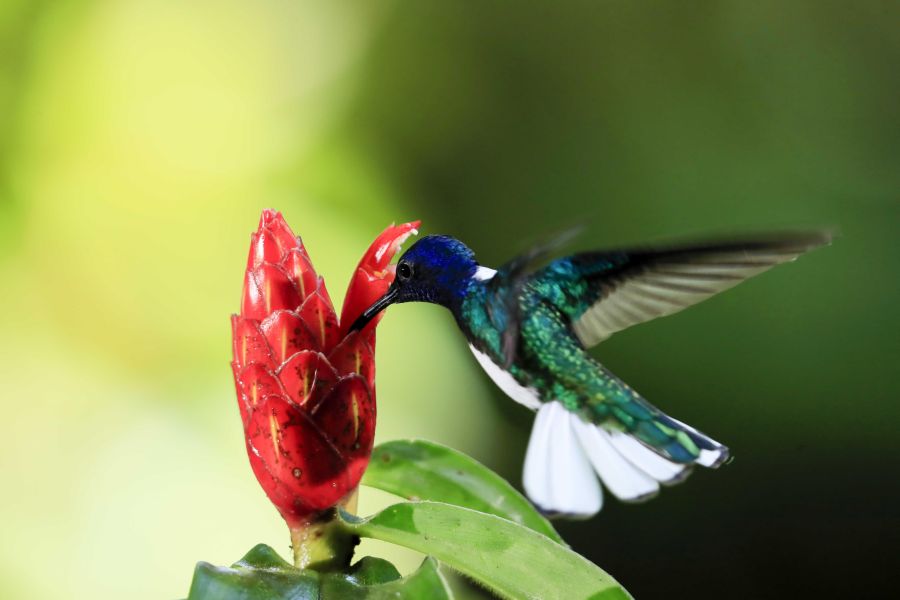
<box><xmin>289</xmin><ymin>490</ymin><xmax>359</xmax><ymax>570</ymax></box>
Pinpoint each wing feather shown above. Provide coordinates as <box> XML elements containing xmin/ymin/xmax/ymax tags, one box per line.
<box><xmin>557</xmin><ymin>232</ymin><xmax>832</xmax><ymax>347</ymax></box>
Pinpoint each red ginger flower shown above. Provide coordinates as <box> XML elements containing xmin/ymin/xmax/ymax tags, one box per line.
<box><xmin>231</xmin><ymin>209</ymin><xmax>418</xmax><ymax>528</ymax></box>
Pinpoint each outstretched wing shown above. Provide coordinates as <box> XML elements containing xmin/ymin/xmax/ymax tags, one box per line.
<box><xmin>533</xmin><ymin>231</ymin><xmax>832</xmax><ymax>348</ymax></box>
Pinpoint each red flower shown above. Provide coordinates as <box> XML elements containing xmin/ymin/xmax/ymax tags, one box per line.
<box><xmin>231</xmin><ymin>209</ymin><xmax>418</xmax><ymax>527</ymax></box>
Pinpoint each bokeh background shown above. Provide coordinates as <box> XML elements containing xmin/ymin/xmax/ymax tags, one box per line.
<box><xmin>1</xmin><ymin>1</ymin><xmax>897</xmax><ymax>598</ymax></box>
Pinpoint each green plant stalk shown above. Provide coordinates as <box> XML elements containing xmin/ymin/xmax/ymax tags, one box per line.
<box><xmin>289</xmin><ymin>489</ymin><xmax>360</xmax><ymax>570</ymax></box>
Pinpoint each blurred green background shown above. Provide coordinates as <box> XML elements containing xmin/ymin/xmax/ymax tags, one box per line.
<box><xmin>1</xmin><ymin>1</ymin><xmax>897</xmax><ymax>598</ymax></box>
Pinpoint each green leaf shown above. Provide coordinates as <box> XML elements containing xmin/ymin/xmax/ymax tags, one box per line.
<box><xmin>188</xmin><ymin>544</ymin><xmax>319</xmax><ymax>600</ymax></box>
<box><xmin>188</xmin><ymin>545</ymin><xmax>453</xmax><ymax>599</ymax></box>
<box><xmin>323</xmin><ymin>557</ymin><xmax>454</xmax><ymax>599</ymax></box>
<box><xmin>371</xmin><ymin>557</ymin><xmax>453</xmax><ymax>599</ymax></box>
<box><xmin>234</xmin><ymin>544</ymin><xmax>295</xmax><ymax>570</ymax></box>
<box><xmin>343</xmin><ymin>556</ymin><xmax>402</xmax><ymax>586</ymax></box>
<box><xmin>339</xmin><ymin>502</ymin><xmax>632</xmax><ymax>600</ymax></box>
<box><xmin>363</xmin><ymin>439</ymin><xmax>563</xmax><ymax>543</ymax></box>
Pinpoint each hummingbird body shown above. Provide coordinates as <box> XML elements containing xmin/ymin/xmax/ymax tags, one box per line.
<box><xmin>352</xmin><ymin>230</ymin><xmax>830</xmax><ymax>516</ymax></box>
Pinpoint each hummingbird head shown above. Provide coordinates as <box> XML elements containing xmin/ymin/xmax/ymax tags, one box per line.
<box><xmin>350</xmin><ymin>235</ymin><xmax>478</xmax><ymax>331</ymax></box>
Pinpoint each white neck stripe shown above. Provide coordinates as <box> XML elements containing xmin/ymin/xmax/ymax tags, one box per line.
<box><xmin>473</xmin><ymin>266</ymin><xmax>497</xmax><ymax>281</ymax></box>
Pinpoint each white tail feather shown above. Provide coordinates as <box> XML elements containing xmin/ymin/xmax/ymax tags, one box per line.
<box><xmin>570</xmin><ymin>417</ymin><xmax>660</xmax><ymax>502</ymax></box>
<box><xmin>523</xmin><ymin>402</ymin><xmax>699</xmax><ymax>516</ymax></box>
<box><xmin>523</xmin><ymin>402</ymin><xmax>601</xmax><ymax>517</ymax></box>
<box><xmin>663</xmin><ymin>415</ymin><xmax>728</xmax><ymax>467</ymax></box>
<box><xmin>606</xmin><ymin>431</ymin><xmax>690</xmax><ymax>484</ymax></box>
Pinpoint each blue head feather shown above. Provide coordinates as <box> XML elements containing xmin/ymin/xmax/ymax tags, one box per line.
<box><xmin>392</xmin><ymin>235</ymin><xmax>478</xmax><ymax>306</ymax></box>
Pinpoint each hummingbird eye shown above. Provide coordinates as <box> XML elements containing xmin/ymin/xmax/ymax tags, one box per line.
<box><xmin>397</xmin><ymin>262</ymin><xmax>412</xmax><ymax>281</ymax></box>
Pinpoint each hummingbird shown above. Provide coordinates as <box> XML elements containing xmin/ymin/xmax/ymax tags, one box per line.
<box><xmin>351</xmin><ymin>229</ymin><xmax>831</xmax><ymax>517</ymax></box>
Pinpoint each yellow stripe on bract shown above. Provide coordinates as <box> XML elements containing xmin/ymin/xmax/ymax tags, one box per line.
<box><xmin>301</xmin><ymin>371</ymin><xmax>310</xmax><ymax>404</ymax></box>
<box><xmin>317</xmin><ymin>306</ymin><xmax>326</xmax><ymax>347</ymax></box>
<box><xmin>250</xmin><ymin>384</ymin><xmax>258</xmax><ymax>407</ymax></box>
<box><xmin>281</xmin><ymin>328</ymin><xmax>288</xmax><ymax>363</ymax></box>
<box><xmin>297</xmin><ymin>272</ymin><xmax>306</xmax><ymax>297</ymax></box>
<box><xmin>351</xmin><ymin>389</ymin><xmax>359</xmax><ymax>440</ymax></box>
<box><xmin>269</xmin><ymin>413</ymin><xmax>280</xmax><ymax>463</ymax></box>
<box><xmin>265</xmin><ymin>279</ymin><xmax>272</xmax><ymax>314</ymax></box>
<box><xmin>354</xmin><ymin>350</ymin><xmax>361</xmax><ymax>375</ymax></box>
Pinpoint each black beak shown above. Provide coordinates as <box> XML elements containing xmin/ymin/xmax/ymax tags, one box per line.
<box><xmin>349</xmin><ymin>285</ymin><xmax>400</xmax><ymax>332</ymax></box>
